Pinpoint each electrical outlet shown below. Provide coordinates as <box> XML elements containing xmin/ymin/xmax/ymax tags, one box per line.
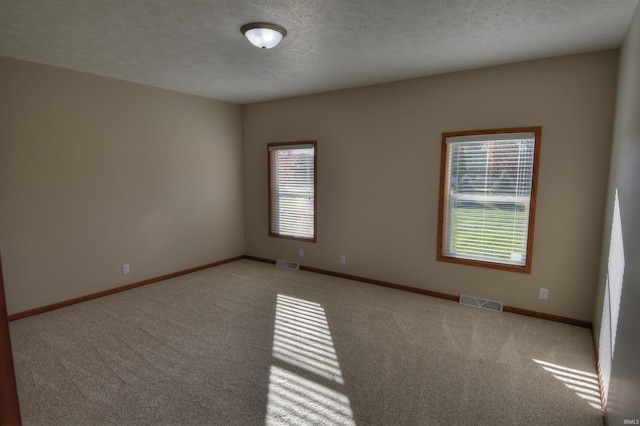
<box><xmin>123</xmin><ymin>264</ymin><xmax>130</xmax><ymax>274</ymax></box>
<box><xmin>299</xmin><ymin>248</ymin><xmax>304</xmax><ymax>257</ymax></box>
<box><xmin>539</xmin><ymin>288</ymin><xmax>548</xmax><ymax>300</ymax></box>
<box><xmin>340</xmin><ymin>255</ymin><xmax>346</xmax><ymax>264</ymax></box>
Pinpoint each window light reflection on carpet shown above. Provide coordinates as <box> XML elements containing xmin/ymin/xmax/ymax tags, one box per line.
<box><xmin>272</xmin><ymin>294</ymin><xmax>344</xmax><ymax>383</ymax></box>
<box><xmin>266</xmin><ymin>294</ymin><xmax>355</xmax><ymax>425</ymax></box>
<box><xmin>533</xmin><ymin>359</ymin><xmax>602</xmax><ymax>410</ymax></box>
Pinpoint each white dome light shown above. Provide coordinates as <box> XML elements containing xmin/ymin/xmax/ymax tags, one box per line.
<box><xmin>241</xmin><ymin>22</ymin><xmax>287</xmax><ymax>49</ymax></box>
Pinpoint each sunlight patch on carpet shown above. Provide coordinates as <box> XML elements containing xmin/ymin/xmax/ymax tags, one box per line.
<box><xmin>266</xmin><ymin>294</ymin><xmax>355</xmax><ymax>425</ymax></box>
<box><xmin>266</xmin><ymin>366</ymin><xmax>355</xmax><ymax>425</ymax></box>
<box><xmin>272</xmin><ymin>294</ymin><xmax>344</xmax><ymax>383</ymax></box>
<box><xmin>533</xmin><ymin>359</ymin><xmax>602</xmax><ymax>410</ymax></box>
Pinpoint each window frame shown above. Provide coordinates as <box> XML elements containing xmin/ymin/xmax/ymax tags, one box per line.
<box><xmin>268</xmin><ymin>141</ymin><xmax>317</xmax><ymax>243</ymax></box>
<box><xmin>437</xmin><ymin>127</ymin><xmax>541</xmax><ymax>274</ymax></box>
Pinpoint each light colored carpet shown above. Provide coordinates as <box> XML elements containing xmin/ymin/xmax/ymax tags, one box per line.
<box><xmin>9</xmin><ymin>259</ymin><xmax>603</xmax><ymax>425</ymax></box>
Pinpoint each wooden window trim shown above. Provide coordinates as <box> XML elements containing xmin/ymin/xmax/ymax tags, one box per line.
<box><xmin>437</xmin><ymin>127</ymin><xmax>541</xmax><ymax>274</ymax></box>
<box><xmin>268</xmin><ymin>141</ymin><xmax>317</xmax><ymax>243</ymax></box>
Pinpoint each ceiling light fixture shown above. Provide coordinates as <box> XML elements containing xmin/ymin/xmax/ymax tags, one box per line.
<box><xmin>241</xmin><ymin>22</ymin><xmax>287</xmax><ymax>49</ymax></box>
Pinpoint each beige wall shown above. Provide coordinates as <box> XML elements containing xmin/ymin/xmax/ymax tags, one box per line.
<box><xmin>0</xmin><ymin>50</ymin><xmax>620</xmax><ymax>322</ymax></box>
<box><xmin>0</xmin><ymin>57</ymin><xmax>244</xmax><ymax>315</ymax></box>
<box><xmin>593</xmin><ymin>3</ymin><xmax>640</xmax><ymax>422</ymax></box>
<box><xmin>243</xmin><ymin>50</ymin><xmax>618</xmax><ymax>322</ymax></box>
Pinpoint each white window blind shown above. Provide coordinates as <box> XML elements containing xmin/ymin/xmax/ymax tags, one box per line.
<box><xmin>269</xmin><ymin>143</ymin><xmax>316</xmax><ymax>241</ymax></box>
<box><xmin>440</xmin><ymin>130</ymin><xmax>539</xmax><ymax>270</ymax></box>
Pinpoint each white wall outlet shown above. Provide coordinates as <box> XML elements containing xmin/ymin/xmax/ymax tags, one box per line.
<box><xmin>539</xmin><ymin>288</ymin><xmax>548</xmax><ymax>300</ymax></box>
<box><xmin>299</xmin><ymin>248</ymin><xmax>304</xmax><ymax>257</ymax></box>
<box><xmin>123</xmin><ymin>264</ymin><xmax>130</xmax><ymax>274</ymax></box>
<box><xmin>340</xmin><ymin>255</ymin><xmax>346</xmax><ymax>264</ymax></box>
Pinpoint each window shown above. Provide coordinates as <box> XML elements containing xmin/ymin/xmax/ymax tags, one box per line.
<box><xmin>268</xmin><ymin>141</ymin><xmax>317</xmax><ymax>242</ymax></box>
<box><xmin>438</xmin><ymin>127</ymin><xmax>541</xmax><ymax>273</ymax></box>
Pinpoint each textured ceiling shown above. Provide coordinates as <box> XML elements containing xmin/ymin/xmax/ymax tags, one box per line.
<box><xmin>0</xmin><ymin>0</ymin><xmax>638</xmax><ymax>104</ymax></box>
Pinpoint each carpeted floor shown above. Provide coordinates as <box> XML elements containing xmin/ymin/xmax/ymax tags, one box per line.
<box><xmin>9</xmin><ymin>259</ymin><xmax>603</xmax><ymax>425</ymax></box>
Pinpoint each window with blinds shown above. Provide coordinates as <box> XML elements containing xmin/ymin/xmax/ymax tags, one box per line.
<box><xmin>268</xmin><ymin>142</ymin><xmax>317</xmax><ymax>242</ymax></box>
<box><xmin>438</xmin><ymin>128</ymin><xmax>541</xmax><ymax>273</ymax></box>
